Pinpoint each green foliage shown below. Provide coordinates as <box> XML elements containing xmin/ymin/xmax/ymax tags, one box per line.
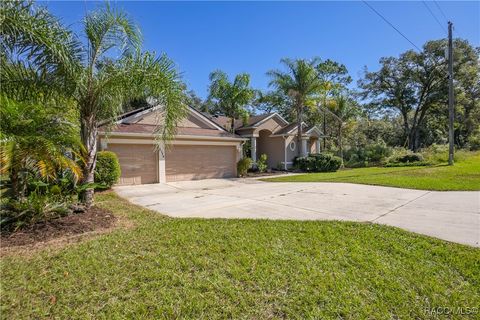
<box><xmin>207</xmin><ymin>70</ymin><xmax>255</xmax><ymax>133</ymax></box>
<box><xmin>294</xmin><ymin>153</ymin><xmax>342</xmax><ymax>172</ymax></box>
<box><xmin>359</xmin><ymin>39</ymin><xmax>480</xmax><ymax>151</ymax></box>
<box><xmin>0</xmin><ymin>191</ymin><xmax>72</xmax><ymax>231</ymax></box>
<box><xmin>94</xmin><ymin>151</ymin><xmax>121</xmax><ymax>188</ymax></box>
<box><xmin>237</xmin><ymin>157</ymin><xmax>253</xmax><ymax>177</ymax></box>
<box><xmin>344</xmin><ymin>141</ymin><xmax>392</xmax><ymax>168</ymax></box>
<box><xmin>467</xmin><ymin>130</ymin><xmax>480</xmax><ymax>151</ymax></box>
<box><xmin>257</xmin><ymin>154</ymin><xmax>268</xmax><ymax>173</ymax></box>
<box><xmin>386</xmin><ymin>149</ymin><xmax>425</xmax><ymax>167</ymax></box>
<box><xmin>1</xmin><ymin>1</ymin><xmax>188</xmax><ymax>207</ymax></box>
<box><xmin>0</xmin><ymin>96</ymin><xmax>83</xmax><ymax>199</ymax></box>
<box><xmin>268</xmin><ymin>58</ymin><xmax>325</xmax><ymax>151</ymax></box>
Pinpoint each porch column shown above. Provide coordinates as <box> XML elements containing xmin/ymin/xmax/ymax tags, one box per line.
<box><xmin>158</xmin><ymin>143</ymin><xmax>166</xmax><ymax>183</ymax></box>
<box><xmin>301</xmin><ymin>138</ymin><xmax>308</xmax><ymax>157</ymax></box>
<box><xmin>251</xmin><ymin>137</ymin><xmax>257</xmax><ymax>165</ymax></box>
<box><xmin>315</xmin><ymin>139</ymin><xmax>321</xmax><ymax>153</ymax></box>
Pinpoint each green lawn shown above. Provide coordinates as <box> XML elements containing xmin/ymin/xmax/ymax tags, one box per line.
<box><xmin>1</xmin><ymin>192</ymin><xmax>479</xmax><ymax>319</ymax></box>
<box><xmin>264</xmin><ymin>152</ymin><xmax>480</xmax><ymax>191</ymax></box>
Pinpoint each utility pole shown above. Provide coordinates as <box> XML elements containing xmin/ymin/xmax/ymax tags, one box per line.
<box><xmin>448</xmin><ymin>21</ymin><xmax>455</xmax><ymax>165</ymax></box>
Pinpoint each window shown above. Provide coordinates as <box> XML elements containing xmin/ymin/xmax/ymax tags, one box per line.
<box><xmin>289</xmin><ymin>141</ymin><xmax>296</xmax><ymax>151</ymax></box>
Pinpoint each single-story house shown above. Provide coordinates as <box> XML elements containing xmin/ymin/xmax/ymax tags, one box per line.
<box><xmin>99</xmin><ymin>106</ymin><xmax>324</xmax><ymax>185</ymax></box>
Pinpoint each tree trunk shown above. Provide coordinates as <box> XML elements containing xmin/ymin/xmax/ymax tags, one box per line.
<box><xmin>79</xmin><ymin>116</ymin><xmax>98</xmax><ymax>208</ymax></box>
<box><xmin>297</xmin><ymin>103</ymin><xmax>303</xmax><ymax>156</ymax></box>
<box><xmin>230</xmin><ymin>117</ymin><xmax>235</xmax><ymax>134</ymax></box>
<box><xmin>338</xmin><ymin>124</ymin><xmax>344</xmax><ymax>168</ymax></box>
<box><xmin>408</xmin><ymin>128</ymin><xmax>420</xmax><ymax>152</ymax></box>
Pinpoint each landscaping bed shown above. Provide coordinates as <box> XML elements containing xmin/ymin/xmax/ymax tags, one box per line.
<box><xmin>1</xmin><ymin>206</ymin><xmax>116</xmax><ymax>248</ymax></box>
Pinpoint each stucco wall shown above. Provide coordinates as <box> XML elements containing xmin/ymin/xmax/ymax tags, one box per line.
<box><xmin>285</xmin><ymin>135</ymin><xmax>300</xmax><ymax>167</ymax></box>
<box><xmin>256</xmin><ymin>130</ymin><xmax>285</xmax><ymax>169</ymax></box>
<box><xmin>253</xmin><ymin>117</ymin><xmax>285</xmax><ymax>135</ymax></box>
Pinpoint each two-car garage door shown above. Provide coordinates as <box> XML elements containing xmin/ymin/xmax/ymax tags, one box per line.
<box><xmin>165</xmin><ymin>145</ymin><xmax>236</xmax><ymax>182</ymax></box>
<box><xmin>107</xmin><ymin>143</ymin><xmax>236</xmax><ymax>185</ymax></box>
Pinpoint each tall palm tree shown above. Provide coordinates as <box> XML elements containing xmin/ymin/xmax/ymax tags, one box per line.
<box><xmin>75</xmin><ymin>5</ymin><xmax>187</xmax><ymax>206</ymax></box>
<box><xmin>207</xmin><ymin>70</ymin><xmax>255</xmax><ymax>133</ymax></box>
<box><xmin>1</xmin><ymin>2</ymin><xmax>187</xmax><ymax>207</ymax></box>
<box><xmin>268</xmin><ymin>58</ymin><xmax>324</xmax><ymax>156</ymax></box>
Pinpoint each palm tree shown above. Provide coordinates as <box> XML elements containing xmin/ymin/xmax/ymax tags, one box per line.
<box><xmin>207</xmin><ymin>70</ymin><xmax>255</xmax><ymax>133</ymax></box>
<box><xmin>1</xmin><ymin>2</ymin><xmax>187</xmax><ymax>207</ymax></box>
<box><xmin>317</xmin><ymin>94</ymin><xmax>359</xmax><ymax>166</ymax></box>
<box><xmin>0</xmin><ymin>97</ymin><xmax>83</xmax><ymax>199</ymax></box>
<box><xmin>268</xmin><ymin>58</ymin><xmax>324</xmax><ymax>156</ymax></box>
<box><xmin>1</xmin><ymin>1</ymin><xmax>83</xmax><ymax>198</ymax></box>
<box><xmin>75</xmin><ymin>5</ymin><xmax>187</xmax><ymax>206</ymax></box>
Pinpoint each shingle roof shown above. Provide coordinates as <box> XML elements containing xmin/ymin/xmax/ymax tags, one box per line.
<box><xmin>209</xmin><ymin>113</ymin><xmax>274</xmax><ymax>130</ymax></box>
<box><xmin>272</xmin><ymin>122</ymin><xmax>298</xmax><ymax>135</ymax></box>
<box><xmin>100</xmin><ymin>123</ymin><xmax>241</xmax><ymax>138</ymax></box>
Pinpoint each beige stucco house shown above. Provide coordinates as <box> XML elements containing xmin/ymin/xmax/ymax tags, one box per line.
<box><xmin>99</xmin><ymin>106</ymin><xmax>323</xmax><ymax>185</ymax></box>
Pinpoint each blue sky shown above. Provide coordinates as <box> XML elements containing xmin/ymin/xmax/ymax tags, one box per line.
<box><xmin>43</xmin><ymin>1</ymin><xmax>479</xmax><ymax>98</ymax></box>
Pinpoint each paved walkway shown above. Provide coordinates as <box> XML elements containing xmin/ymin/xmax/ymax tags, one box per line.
<box><xmin>115</xmin><ymin>179</ymin><xmax>480</xmax><ymax>247</ymax></box>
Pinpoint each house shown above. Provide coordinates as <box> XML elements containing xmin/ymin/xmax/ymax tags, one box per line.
<box><xmin>208</xmin><ymin>113</ymin><xmax>324</xmax><ymax>169</ymax></box>
<box><xmin>99</xmin><ymin>106</ymin><xmax>324</xmax><ymax>185</ymax></box>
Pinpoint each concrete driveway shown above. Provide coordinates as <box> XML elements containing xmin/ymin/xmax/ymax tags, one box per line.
<box><xmin>115</xmin><ymin>179</ymin><xmax>480</xmax><ymax>247</ymax></box>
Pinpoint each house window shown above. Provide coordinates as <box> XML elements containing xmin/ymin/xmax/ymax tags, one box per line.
<box><xmin>289</xmin><ymin>141</ymin><xmax>296</xmax><ymax>151</ymax></box>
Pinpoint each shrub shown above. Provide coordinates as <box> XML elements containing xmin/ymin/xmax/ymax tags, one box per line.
<box><xmin>257</xmin><ymin>154</ymin><xmax>268</xmax><ymax>173</ymax></box>
<box><xmin>396</xmin><ymin>153</ymin><xmax>424</xmax><ymax>163</ymax></box>
<box><xmin>386</xmin><ymin>149</ymin><xmax>426</xmax><ymax>166</ymax></box>
<box><xmin>237</xmin><ymin>157</ymin><xmax>252</xmax><ymax>177</ymax></box>
<box><xmin>467</xmin><ymin>130</ymin><xmax>480</xmax><ymax>151</ymax></box>
<box><xmin>0</xmin><ymin>192</ymin><xmax>72</xmax><ymax>231</ymax></box>
<box><xmin>294</xmin><ymin>153</ymin><xmax>342</xmax><ymax>172</ymax></box>
<box><xmin>344</xmin><ymin>141</ymin><xmax>392</xmax><ymax>167</ymax></box>
<box><xmin>94</xmin><ymin>151</ymin><xmax>121</xmax><ymax>188</ymax></box>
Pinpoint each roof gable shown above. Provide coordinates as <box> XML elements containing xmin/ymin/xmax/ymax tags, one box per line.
<box><xmin>119</xmin><ymin>106</ymin><xmax>226</xmax><ymax>131</ymax></box>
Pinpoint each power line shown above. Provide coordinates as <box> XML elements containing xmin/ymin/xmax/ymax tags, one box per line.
<box><xmin>433</xmin><ymin>1</ymin><xmax>449</xmax><ymax>23</ymax></box>
<box><xmin>362</xmin><ymin>1</ymin><xmax>422</xmax><ymax>52</ymax></box>
<box><xmin>362</xmin><ymin>1</ymin><xmax>449</xmax><ymax>79</ymax></box>
<box><xmin>422</xmin><ymin>1</ymin><xmax>447</xmax><ymax>33</ymax></box>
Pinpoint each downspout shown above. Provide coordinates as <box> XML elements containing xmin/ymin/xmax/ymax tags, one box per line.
<box><xmin>283</xmin><ymin>136</ymin><xmax>288</xmax><ymax>171</ymax></box>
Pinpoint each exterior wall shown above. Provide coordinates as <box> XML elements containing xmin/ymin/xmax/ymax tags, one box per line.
<box><xmin>256</xmin><ymin>130</ymin><xmax>285</xmax><ymax>169</ymax></box>
<box><xmin>285</xmin><ymin>135</ymin><xmax>300</xmax><ymax>167</ymax></box>
<box><xmin>253</xmin><ymin>117</ymin><xmax>285</xmax><ymax>135</ymax></box>
<box><xmin>309</xmin><ymin>138</ymin><xmax>319</xmax><ymax>153</ymax></box>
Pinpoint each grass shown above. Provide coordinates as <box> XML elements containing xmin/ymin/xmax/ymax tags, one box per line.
<box><xmin>264</xmin><ymin>152</ymin><xmax>480</xmax><ymax>191</ymax></box>
<box><xmin>1</xmin><ymin>192</ymin><xmax>480</xmax><ymax>319</ymax></box>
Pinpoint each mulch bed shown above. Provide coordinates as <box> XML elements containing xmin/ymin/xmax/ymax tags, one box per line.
<box><xmin>1</xmin><ymin>206</ymin><xmax>116</xmax><ymax>248</ymax></box>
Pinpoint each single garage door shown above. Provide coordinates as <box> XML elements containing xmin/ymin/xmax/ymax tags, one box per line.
<box><xmin>166</xmin><ymin>145</ymin><xmax>236</xmax><ymax>182</ymax></box>
<box><xmin>107</xmin><ymin>144</ymin><xmax>158</xmax><ymax>185</ymax></box>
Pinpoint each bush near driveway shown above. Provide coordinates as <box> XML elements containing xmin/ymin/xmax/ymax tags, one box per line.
<box><xmin>237</xmin><ymin>157</ymin><xmax>253</xmax><ymax>177</ymax></box>
<box><xmin>1</xmin><ymin>192</ymin><xmax>479</xmax><ymax>319</ymax></box>
<box><xmin>94</xmin><ymin>151</ymin><xmax>121</xmax><ymax>188</ymax></box>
